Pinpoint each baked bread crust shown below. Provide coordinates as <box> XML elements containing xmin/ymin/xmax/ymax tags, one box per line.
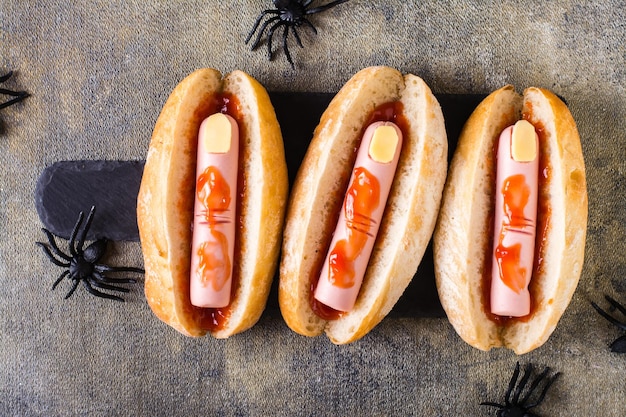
<box><xmin>279</xmin><ymin>66</ymin><xmax>448</xmax><ymax>344</ymax></box>
<box><xmin>137</xmin><ymin>68</ymin><xmax>288</xmax><ymax>338</ymax></box>
<box><xmin>434</xmin><ymin>86</ymin><xmax>587</xmax><ymax>354</ymax></box>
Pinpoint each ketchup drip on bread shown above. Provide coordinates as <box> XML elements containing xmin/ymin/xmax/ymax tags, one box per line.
<box><xmin>310</xmin><ymin>101</ymin><xmax>408</xmax><ymax>320</ymax></box>
<box><xmin>187</xmin><ymin>93</ymin><xmax>246</xmax><ymax>332</ymax></box>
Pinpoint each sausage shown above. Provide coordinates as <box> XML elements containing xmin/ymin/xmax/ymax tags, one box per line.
<box><xmin>190</xmin><ymin>113</ymin><xmax>239</xmax><ymax>308</ymax></box>
<box><xmin>314</xmin><ymin>121</ymin><xmax>403</xmax><ymax>313</ymax></box>
<box><xmin>490</xmin><ymin>120</ymin><xmax>539</xmax><ymax>317</ymax></box>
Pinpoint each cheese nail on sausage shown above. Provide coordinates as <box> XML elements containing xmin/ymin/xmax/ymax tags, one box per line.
<box><xmin>137</xmin><ymin>68</ymin><xmax>288</xmax><ymax>338</ymax></box>
<box><xmin>190</xmin><ymin>113</ymin><xmax>239</xmax><ymax>308</ymax></box>
<box><xmin>434</xmin><ymin>85</ymin><xmax>587</xmax><ymax>354</ymax></box>
<box><xmin>490</xmin><ymin>120</ymin><xmax>539</xmax><ymax>317</ymax></box>
<box><xmin>279</xmin><ymin>66</ymin><xmax>448</xmax><ymax>344</ymax></box>
<box><xmin>314</xmin><ymin>121</ymin><xmax>403</xmax><ymax>313</ymax></box>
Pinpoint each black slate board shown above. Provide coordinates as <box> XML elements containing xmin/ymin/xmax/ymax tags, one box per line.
<box><xmin>35</xmin><ymin>92</ymin><xmax>486</xmax><ymax>318</ymax></box>
<box><xmin>35</xmin><ymin>160</ymin><xmax>145</xmax><ymax>242</ymax></box>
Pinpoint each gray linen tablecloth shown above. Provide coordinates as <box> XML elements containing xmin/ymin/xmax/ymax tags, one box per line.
<box><xmin>1</xmin><ymin>1</ymin><xmax>624</xmax><ymax>416</ymax></box>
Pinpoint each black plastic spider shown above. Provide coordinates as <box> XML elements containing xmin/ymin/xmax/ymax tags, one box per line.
<box><xmin>481</xmin><ymin>362</ymin><xmax>561</xmax><ymax>417</ymax></box>
<box><xmin>591</xmin><ymin>295</ymin><xmax>626</xmax><ymax>353</ymax></box>
<box><xmin>245</xmin><ymin>0</ymin><xmax>349</xmax><ymax>68</ymax></box>
<box><xmin>36</xmin><ymin>206</ymin><xmax>144</xmax><ymax>302</ymax></box>
<box><xmin>1</xmin><ymin>71</ymin><xmax>29</xmax><ymax>111</ymax></box>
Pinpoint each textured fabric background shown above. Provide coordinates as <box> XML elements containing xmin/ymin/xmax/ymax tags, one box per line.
<box><xmin>1</xmin><ymin>1</ymin><xmax>625</xmax><ymax>416</ymax></box>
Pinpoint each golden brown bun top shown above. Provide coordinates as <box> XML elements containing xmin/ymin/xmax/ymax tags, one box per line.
<box><xmin>434</xmin><ymin>85</ymin><xmax>587</xmax><ymax>354</ymax></box>
<box><xmin>138</xmin><ymin>69</ymin><xmax>288</xmax><ymax>338</ymax></box>
<box><xmin>279</xmin><ymin>66</ymin><xmax>448</xmax><ymax>344</ymax></box>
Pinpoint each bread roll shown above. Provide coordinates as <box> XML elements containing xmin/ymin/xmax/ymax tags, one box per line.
<box><xmin>279</xmin><ymin>66</ymin><xmax>448</xmax><ymax>344</ymax></box>
<box><xmin>138</xmin><ymin>68</ymin><xmax>288</xmax><ymax>338</ymax></box>
<box><xmin>434</xmin><ymin>85</ymin><xmax>587</xmax><ymax>354</ymax></box>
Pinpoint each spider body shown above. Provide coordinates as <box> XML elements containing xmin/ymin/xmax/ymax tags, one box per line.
<box><xmin>481</xmin><ymin>362</ymin><xmax>561</xmax><ymax>417</ymax></box>
<box><xmin>1</xmin><ymin>71</ymin><xmax>29</xmax><ymax>111</ymax></box>
<box><xmin>36</xmin><ymin>206</ymin><xmax>143</xmax><ymax>302</ymax></box>
<box><xmin>591</xmin><ymin>295</ymin><xmax>626</xmax><ymax>353</ymax></box>
<box><xmin>276</xmin><ymin>0</ymin><xmax>306</xmax><ymax>22</ymax></box>
<box><xmin>245</xmin><ymin>0</ymin><xmax>349</xmax><ymax>68</ymax></box>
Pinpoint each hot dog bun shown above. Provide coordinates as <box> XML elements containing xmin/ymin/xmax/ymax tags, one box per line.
<box><xmin>434</xmin><ymin>85</ymin><xmax>587</xmax><ymax>354</ymax></box>
<box><xmin>137</xmin><ymin>68</ymin><xmax>288</xmax><ymax>338</ymax></box>
<box><xmin>279</xmin><ymin>66</ymin><xmax>448</xmax><ymax>344</ymax></box>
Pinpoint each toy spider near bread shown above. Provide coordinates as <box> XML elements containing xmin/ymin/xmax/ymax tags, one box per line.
<box><xmin>0</xmin><ymin>71</ymin><xmax>29</xmax><ymax>111</ymax></box>
<box><xmin>36</xmin><ymin>206</ymin><xmax>144</xmax><ymax>302</ymax></box>
<box><xmin>245</xmin><ymin>0</ymin><xmax>349</xmax><ymax>68</ymax></box>
<box><xmin>481</xmin><ymin>362</ymin><xmax>561</xmax><ymax>417</ymax></box>
<box><xmin>591</xmin><ymin>295</ymin><xmax>626</xmax><ymax>353</ymax></box>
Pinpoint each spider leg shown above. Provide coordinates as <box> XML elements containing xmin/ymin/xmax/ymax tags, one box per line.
<box><xmin>74</xmin><ymin>206</ymin><xmax>96</xmax><ymax>256</ymax></box>
<box><xmin>94</xmin><ymin>264</ymin><xmax>144</xmax><ymax>274</ymax></box>
<box><xmin>0</xmin><ymin>71</ymin><xmax>29</xmax><ymax>110</ymax></box>
<box><xmin>40</xmin><ymin>228</ymin><xmax>72</xmax><ymax>261</ymax></box>
<box><xmin>0</xmin><ymin>87</ymin><xmax>26</xmax><ymax>96</ymax></box>
<box><xmin>93</xmin><ymin>270</ymin><xmax>137</xmax><ymax>284</ymax></box>
<box><xmin>300</xmin><ymin>18</ymin><xmax>318</xmax><ymax>36</ymax></box>
<box><xmin>89</xmin><ymin>277</ymin><xmax>130</xmax><ymax>293</ymax></box>
<box><xmin>305</xmin><ymin>0</ymin><xmax>349</xmax><ymax>15</ymax></box>
<box><xmin>479</xmin><ymin>401</ymin><xmax>504</xmax><ymax>409</ymax></box>
<box><xmin>605</xmin><ymin>295</ymin><xmax>626</xmax><ymax>317</ymax></box>
<box><xmin>83</xmin><ymin>280</ymin><xmax>125</xmax><ymax>302</ymax></box>
<box><xmin>504</xmin><ymin>362</ymin><xmax>521</xmax><ymax>406</ymax></box>
<box><xmin>0</xmin><ymin>94</ymin><xmax>29</xmax><ymax>110</ymax></box>
<box><xmin>267</xmin><ymin>20</ymin><xmax>286</xmax><ymax>60</ymax></box>
<box><xmin>519</xmin><ymin>366</ymin><xmax>551</xmax><ymax>407</ymax></box>
<box><xmin>68</xmin><ymin>210</ymin><xmax>85</xmax><ymax>257</ymax></box>
<box><xmin>36</xmin><ymin>242</ymin><xmax>71</xmax><ymax>267</ymax></box>
<box><xmin>52</xmin><ymin>270</ymin><xmax>70</xmax><ymax>290</ymax></box>
<box><xmin>524</xmin><ymin>371</ymin><xmax>561</xmax><ymax>409</ymax></box>
<box><xmin>511</xmin><ymin>363</ymin><xmax>534</xmax><ymax>405</ymax></box>
<box><xmin>282</xmin><ymin>26</ymin><xmax>295</xmax><ymax>69</ymax></box>
<box><xmin>249</xmin><ymin>15</ymin><xmax>281</xmax><ymax>50</ymax></box>
<box><xmin>64</xmin><ymin>279</ymin><xmax>81</xmax><ymax>299</ymax></box>
<box><xmin>0</xmin><ymin>71</ymin><xmax>13</xmax><ymax>83</ymax></box>
<box><xmin>292</xmin><ymin>26</ymin><xmax>304</xmax><ymax>48</ymax></box>
<box><xmin>245</xmin><ymin>10</ymin><xmax>280</xmax><ymax>44</ymax></box>
<box><xmin>592</xmin><ymin>301</ymin><xmax>626</xmax><ymax>331</ymax></box>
